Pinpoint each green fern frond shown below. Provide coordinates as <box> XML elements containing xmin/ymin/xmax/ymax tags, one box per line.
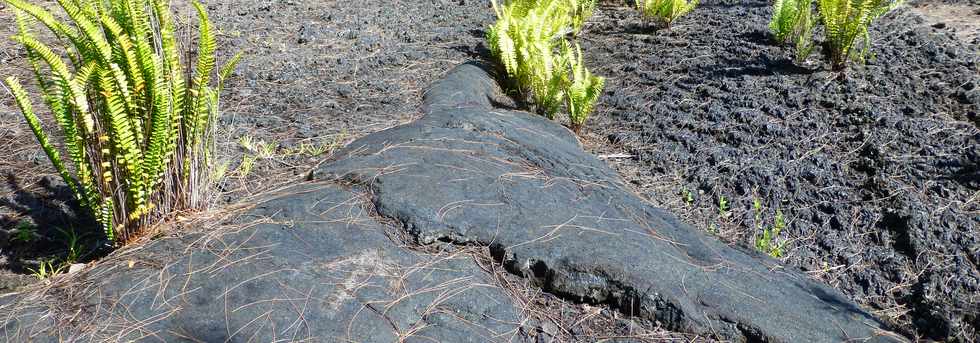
<box><xmin>770</xmin><ymin>0</ymin><xmax>797</xmax><ymax>42</ymax></box>
<box><xmin>565</xmin><ymin>43</ymin><xmax>604</xmax><ymax>133</ymax></box>
<box><xmin>100</xmin><ymin>67</ymin><xmax>146</xmax><ymax>205</ymax></box>
<box><xmin>219</xmin><ymin>52</ymin><xmax>243</xmax><ymax>91</ymax></box>
<box><xmin>151</xmin><ymin>0</ymin><xmax>186</xmax><ymax>158</ymax></box>
<box><xmin>11</xmin><ymin>34</ymin><xmax>94</xmax><ymax>132</ymax></box>
<box><xmin>186</xmin><ymin>1</ymin><xmax>217</xmax><ymax>145</ymax></box>
<box><xmin>5</xmin><ymin>0</ymin><xmax>81</xmax><ymax>46</ymax></box>
<box><xmin>770</xmin><ymin>0</ymin><xmax>816</xmax><ymax>63</ymax></box>
<box><xmin>13</xmin><ymin>10</ymin><xmax>51</xmax><ymax>93</ymax></box>
<box><xmin>60</xmin><ymin>0</ymin><xmax>113</xmax><ymax>64</ymax></box>
<box><xmin>4</xmin><ymin>77</ymin><xmax>79</xmax><ymax>198</ymax></box>
<box><xmin>567</xmin><ymin>0</ymin><xmax>597</xmax><ymax>35</ymax></box>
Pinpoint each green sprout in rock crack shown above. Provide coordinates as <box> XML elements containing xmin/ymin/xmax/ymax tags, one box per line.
<box><xmin>239</xmin><ymin>135</ymin><xmax>276</xmax><ymax>159</ymax></box>
<box><xmin>29</xmin><ymin>259</ymin><xmax>66</xmax><ymax>280</ymax></box>
<box><xmin>238</xmin><ymin>155</ymin><xmax>257</xmax><ymax>178</ymax></box>
<box><xmin>717</xmin><ymin>195</ymin><xmax>729</xmax><ymax>218</ymax></box>
<box><xmin>29</xmin><ymin>227</ymin><xmax>91</xmax><ymax>280</ymax></box>
<box><xmin>705</xmin><ymin>194</ymin><xmax>728</xmax><ymax>235</ymax></box>
<box><xmin>753</xmin><ymin>200</ymin><xmax>787</xmax><ymax>258</ymax></box>
<box><xmin>56</xmin><ymin>227</ymin><xmax>82</xmax><ymax>265</ymax></box>
<box><xmin>681</xmin><ymin>188</ymin><xmax>694</xmax><ymax>206</ymax></box>
<box><xmin>10</xmin><ymin>220</ymin><xmax>38</xmax><ymax>243</ymax></box>
<box><xmin>210</xmin><ymin>160</ymin><xmax>231</xmax><ymax>184</ymax></box>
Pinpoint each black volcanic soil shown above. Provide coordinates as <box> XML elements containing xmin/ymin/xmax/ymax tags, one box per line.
<box><xmin>0</xmin><ymin>0</ymin><xmax>977</xmax><ymax>341</ymax></box>
<box><xmin>579</xmin><ymin>1</ymin><xmax>978</xmax><ymax>341</ymax></box>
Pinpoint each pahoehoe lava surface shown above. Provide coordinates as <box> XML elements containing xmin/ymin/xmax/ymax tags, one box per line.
<box><xmin>315</xmin><ymin>63</ymin><xmax>905</xmax><ymax>342</ymax></box>
<box><xmin>0</xmin><ymin>183</ymin><xmax>529</xmax><ymax>342</ymax></box>
<box><xmin>0</xmin><ymin>64</ymin><xmax>905</xmax><ymax>342</ymax></box>
<box><xmin>580</xmin><ymin>1</ymin><xmax>978</xmax><ymax>340</ymax></box>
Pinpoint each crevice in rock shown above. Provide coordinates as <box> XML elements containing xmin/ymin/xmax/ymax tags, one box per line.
<box><xmin>880</xmin><ymin>208</ymin><xmax>917</xmax><ymax>259</ymax></box>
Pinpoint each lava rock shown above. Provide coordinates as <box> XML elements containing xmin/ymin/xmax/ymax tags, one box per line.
<box><xmin>314</xmin><ymin>63</ymin><xmax>908</xmax><ymax>343</ymax></box>
<box><xmin>0</xmin><ymin>64</ymin><xmax>908</xmax><ymax>343</ymax></box>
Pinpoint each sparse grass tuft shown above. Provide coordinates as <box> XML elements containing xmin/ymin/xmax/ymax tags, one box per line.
<box><xmin>29</xmin><ymin>259</ymin><xmax>65</xmax><ymax>280</ymax></box>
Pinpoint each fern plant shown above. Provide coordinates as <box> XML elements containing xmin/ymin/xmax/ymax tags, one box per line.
<box><xmin>487</xmin><ymin>0</ymin><xmax>605</xmax><ymax>130</ymax></box>
<box><xmin>564</xmin><ymin>43</ymin><xmax>604</xmax><ymax>134</ymax></box>
<box><xmin>770</xmin><ymin>0</ymin><xmax>817</xmax><ymax>63</ymax></box>
<box><xmin>487</xmin><ymin>0</ymin><xmax>569</xmax><ymax>118</ymax></box>
<box><xmin>817</xmin><ymin>0</ymin><xmax>901</xmax><ymax>70</ymax></box>
<box><xmin>2</xmin><ymin>0</ymin><xmax>240</xmax><ymax>245</ymax></box>
<box><xmin>567</xmin><ymin>0</ymin><xmax>597</xmax><ymax>35</ymax></box>
<box><xmin>636</xmin><ymin>0</ymin><xmax>700</xmax><ymax>28</ymax></box>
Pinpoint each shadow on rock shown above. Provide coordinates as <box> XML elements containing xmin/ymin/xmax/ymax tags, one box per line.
<box><xmin>0</xmin><ymin>173</ymin><xmax>106</xmax><ymax>275</ymax></box>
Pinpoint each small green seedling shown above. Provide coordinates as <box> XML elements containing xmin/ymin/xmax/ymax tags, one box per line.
<box><xmin>29</xmin><ymin>259</ymin><xmax>65</xmax><ymax>280</ymax></box>
<box><xmin>718</xmin><ymin>195</ymin><xmax>729</xmax><ymax>217</ymax></box>
<box><xmin>238</xmin><ymin>155</ymin><xmax>257</xmax><ymax>177</ymax></box>
<box><xmin>10</xmin><ymin>220</ymin><xmax>37</xmax><ymax>243</ymax></box>
<box><xmin>239</xmin><ymin>135</ymin><xmax>257</xmax><ymax>152</ymax></box>
<box><xmin>681</xmin><ymin>188</ymin><xmax>694</xmax><ymax>205</ymax></box>
<box><xmin>55</xmin><ymin>227</ymin><xmax>81</xmax><ymax>264</ymax></box>
<box><xmin>755</xmin><ymin>208</ymin><xmax>787</xmax><ymax>258</ymax></box>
